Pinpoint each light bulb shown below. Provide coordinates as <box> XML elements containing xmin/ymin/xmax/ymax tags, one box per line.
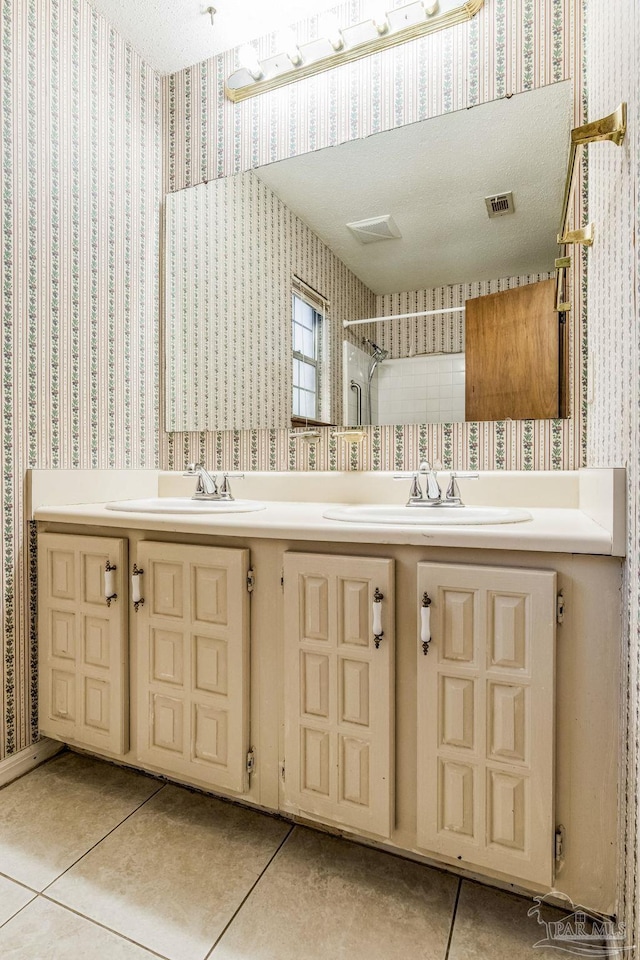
<box><xmin>424</xmin><ymin>0</ymin><xmax>440</xmax><ymax>15</ymax></box>
<box><xmin>238</xmin><ymin>44</ymin><xmax>263</xmax><ymax>81</ymax></box>
<box><xmin>318</xmin><ymin>11</ymin><xmax>344</xmax><ymax>51</ymax></box>
<box><xmin>277</xmin><ymin>27</ymin><xmax>303</xmax><ymax>66</ymax></box>
<box><xmin>371</xmin><ymin>1</ymin><xmax>389</xmax><ymax>33</ymax></box>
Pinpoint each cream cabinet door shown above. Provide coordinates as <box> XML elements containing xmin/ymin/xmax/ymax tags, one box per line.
<box><xmin>135</xmin><ymin>542</ymin><xmax>250</xmax><ymax>793</ymax></box>
<box><xmin>416</xmin><ymin>562</ymin><xmax>556</xmax><ymax>886</ymax></box>
<box><xmin>38</xmin><ymin>533</ymin><xmax>129</xmax><ymax>755</ymax></box>
<box><xmin>283</xmin><ymin>552</ymin><xmax>394</xmax><ymax>838</ymax></box>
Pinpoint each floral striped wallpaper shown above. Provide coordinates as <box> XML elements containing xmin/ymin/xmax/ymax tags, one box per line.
<box><xmin>585</xmin><ymin>0</ymin><xmax>638</xmax><ymax>944</ymax></box>
<box><xmin>0</xmin><ymin>0</ymin><xmax>160</xmax><ymax>760</ymax></box>
<box><xmin>165</xmin><ymin>171</ymin><xmax>375</xmax><ymax>431</ymax></box>
<box><xmin>161</xmin><ymin>0</ymin><xmax>584</xmax><ymax>474</ymax></box>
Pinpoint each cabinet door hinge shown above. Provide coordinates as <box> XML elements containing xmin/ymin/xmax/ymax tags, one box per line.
<box><xmin>556</xmin><ymin>592</ymin><xmax>565</xmax><ymax>624</ymax></box>
<box><xmin>280</xmin><ymin>760</ymin><xmax>285</xmax><ymax>781</ymax></box>
<box><xmin>247</xmin><ymin>569</ymin><xmax>255</xmax><ymax>593</ymax></box>
<box><xmin>555</xmin><ymin>825</ymin><xmax>565</xmax><ymax>863</ymax></box>
<box><xmin>246</xmin><ymin>748</ymin><xmax>256</xmax><ymax>776</ymax></box>
<box><xmin>280</xmin><ymin>569</ymin><xmax>284</xmax><ymax>590</ymax></box>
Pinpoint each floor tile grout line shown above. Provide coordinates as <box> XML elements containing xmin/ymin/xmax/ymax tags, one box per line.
<box><xmin>0</xmin><ymin>870</ymin><xmax>40</xmax><ymax>895</ymax></box>
<box><xmin>0</xmin><ymin>892</ymin><xmax>39</xmax><ymax>931</ymax></box>
<box><xmin>39</xmin><ymin>782</ymin><xmax>167</xmax><ymax>896</ymax></box>
<box><xmin>204</xmin><ymin>823</ymin><xmax>297</xmax><ymax>959</ymax></box>
<box><xmin>35</xmin><ymin>893</ymin><xmax>172</xmax><ymax>959</ymax></box>
<box><xmin>444</xmin><ymin>877</ymin><xmax>462</xmax><ymax>960</ymax></box>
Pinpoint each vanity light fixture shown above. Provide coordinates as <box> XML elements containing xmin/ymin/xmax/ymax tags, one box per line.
<box><xmin>225</xmin><ymin>0</ymin><xmax>484</xmax><ymax>102</ymax></box>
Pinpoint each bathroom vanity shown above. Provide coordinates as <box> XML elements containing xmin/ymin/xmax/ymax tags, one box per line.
<box><xmin>31</xmin><ymin>468</ymin><xmax>624</xmax><ymax>917</ymax></box>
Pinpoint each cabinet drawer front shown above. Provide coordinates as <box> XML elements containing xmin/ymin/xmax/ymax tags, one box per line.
<box><xmin>283</xmin><ymin>552</ymin><xmax>394</xmax><ymax>838</ymax></box>
<box><xmin>416</xmin><ymin>561</ymin><xmax>556</xmax><ymax>887</ymax></box>
<box><xmin>38</xmin><ymin>533</ymin><xmax>129</xmax><ymax>756</ymax></box>
<box><xmin>135</xmin><ymin>542</ymin><xmax>250</xmax><ymax>794</ymax></box>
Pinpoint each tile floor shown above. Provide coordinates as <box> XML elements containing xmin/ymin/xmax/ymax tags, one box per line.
<box><xmin>0</xmin><ymin>752</ymin><xmax>564</xmax><ymax>960</ymax></box>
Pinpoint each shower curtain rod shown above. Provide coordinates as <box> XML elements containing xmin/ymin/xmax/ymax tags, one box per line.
<box><xmin>343</xmin><ymin>306</ymin><xmax>466</xmax><ymax>328</ymax></box>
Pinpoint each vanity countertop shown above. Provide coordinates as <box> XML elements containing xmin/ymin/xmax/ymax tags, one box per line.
<box><xmin>33</xmin><ymin>499</ymin><xmax>619</xmax><ymax>556</ymax></box>
<box><xmin>30</xmin><ymin>467</ymin><xmax>627</xmax><ymax>557</ymax></box>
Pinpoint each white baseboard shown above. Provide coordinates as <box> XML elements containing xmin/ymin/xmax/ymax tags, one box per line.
<box><xmin>0</xmin><ymin>739</ymin><xmax>64</xmax><ymax>789</ymax></box>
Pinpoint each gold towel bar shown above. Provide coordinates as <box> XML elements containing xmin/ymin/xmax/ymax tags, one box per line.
<box><xmin>558</xmin><ymin>103</ymin><xmax>627</xmax><ymax>247</ymax></box>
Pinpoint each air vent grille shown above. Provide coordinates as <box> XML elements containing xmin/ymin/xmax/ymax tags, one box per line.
<box><xmin>346</xmin><ymin>214</ymin><xmax>402</xmax><ymax>244</ymax></box>
<box><xmin>485</xmin><ymin>192</ymin><xmax>516</xmax><ymax>218</ymax></box>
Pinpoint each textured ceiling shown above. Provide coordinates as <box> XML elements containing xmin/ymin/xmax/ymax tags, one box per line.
<box><xmin>87</xmin><ymin>0</ymin><xmax>344</xmax><ymax>74</ymax></box>
<box><xmin>256</xmin><ymin>82</ymin><xmax>572</xmax><ymax>294</ymax></box>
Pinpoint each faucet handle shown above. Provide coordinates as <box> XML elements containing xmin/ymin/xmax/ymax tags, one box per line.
<box><xmin>219</xmin><ymin>472</ymin><xmax>244</xmax><ymax>500</ymax></box>
<box><xmin>393</xmin><ymin>472</ymin><xmax>423</xmax><ymax>502</ymax></box>
<box><xmin>445</xmin><ymin>471</ymin><xmax>479</xmax><ymax>503</ymax></box>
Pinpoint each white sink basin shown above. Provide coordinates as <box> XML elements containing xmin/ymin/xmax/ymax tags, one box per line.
<box><xmin>105</xmin><ymin>498</ymin><xmax>266</xmax><ymax>515</ymax></box>
<box><xmin>323</xmin><ymin>504</ymin><xmax>532</xmax><ymax>525</ymax></box>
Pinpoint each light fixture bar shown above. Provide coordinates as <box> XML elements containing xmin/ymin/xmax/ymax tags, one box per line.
<box><xmin>225</xmin><ymin>0</ymin><xmax>484</xmax><ymax>102</ymax></box>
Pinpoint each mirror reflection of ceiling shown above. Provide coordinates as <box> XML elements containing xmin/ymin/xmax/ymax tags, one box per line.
<box><xmin>87</xmin><ymin>0</ymin><xmax>364</xmax><ymax>74</ymax></box>
<box><xmin>255</xmin><ymin>81</ymin><xmax>572</xmax><ymax>294</ymax></box>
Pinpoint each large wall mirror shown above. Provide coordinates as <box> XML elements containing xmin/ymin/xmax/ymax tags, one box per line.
<box><xmin>164</xmin><ymin>80</ymin><xmax>572</xmax><ymax>432</ymax></box>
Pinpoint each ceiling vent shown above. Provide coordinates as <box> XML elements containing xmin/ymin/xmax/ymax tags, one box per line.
<box><xmin>484</xmin><ymin>192</ymin><xmax>516</xmax><ymax>218</ymax></box>
<box><xmin>346</xmin><ymin>214</ymin><xmax>402</xmax><ymax>244</ymax></box>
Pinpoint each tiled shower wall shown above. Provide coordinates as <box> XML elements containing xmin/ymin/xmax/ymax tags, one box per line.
<box><xmin>161</xmin><ymin>0</ymin><xmax>583</xmax><ymax>474</ymax></box>
<box><xmin>0</xmin><ymin>0</ymin><xmax>160</xmax><ymax>759</ymax></box>
<box><xmin>585</xmin><ymin>0</ymin><xmax>639</xmax><ymax>944</ymax></box>
<box><xmin>375</xmin><ymin>354</ymin><xmax>466</xmax><ymax>426</ymax></box>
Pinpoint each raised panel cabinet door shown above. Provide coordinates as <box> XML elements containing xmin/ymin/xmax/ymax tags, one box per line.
<box><xmin>136</xmin><ymin>542</ymin><xmax>250</xmax><ymax>793</ymax></box>
<box><xmin>283</xmin><ymin>552</ymin><xmax>394</xmax><ymax>838</ymax></box>
<box><xmin>38</xmin><ymin>533</ymin><xmax>129</xmax><ymax>755</ymax></box>
<box><xmin>416</xmin><ymin>562</ymin><xmax>556</xmax><ymax>887</ymax></box>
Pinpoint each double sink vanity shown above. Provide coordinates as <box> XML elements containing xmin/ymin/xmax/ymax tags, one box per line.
<box><xmin>31</xmin><ymin>466</ymin><xmax>625</xmax><ymax>916</ymax></box>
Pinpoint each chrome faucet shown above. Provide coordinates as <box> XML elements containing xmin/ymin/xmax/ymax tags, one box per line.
<box><xmin>394</xmin><ymin>461</ymin><xmax>478</xmax><ymax>507</ymax></box>
<box><xmin>183</xmin><ymin>463</ymin><xmax>244</xmax><ymax>501</ymax></box>
<box><xmin>421</xmin><ymin>460</ymin><xmax>442</xmax><ymax>502</ymax></box>
<box><xmin>394</xmin><ymin>460</ymin><xmax>442</xmax><ymax>505</ymax></box>
<box><xmin>185</xmin><ymin>463</ymin><xmax>218</xmax><ymax>498</ymax></box>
